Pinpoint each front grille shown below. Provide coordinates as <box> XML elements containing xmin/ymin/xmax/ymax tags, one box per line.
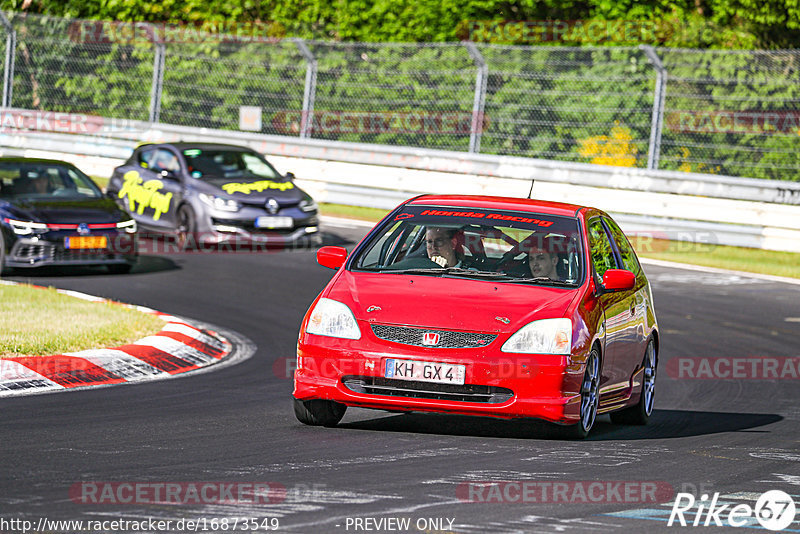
<box><xmin>371</xmin><ymin>324</ymin><xmax>497</xmax><ymax>348</ymax></box>
<box><xmin>16</xmin><ymin>244</ymin><xmax>52</xmax><ymax>259</ymax></box>
<box><xmin>343</xmin><ymin>376</ymin><xmax>514</xmax><ymax>404</ymax></box>
<box><xmin>53</xmin><ymin>248</ymin><xmax>114</xmax><ymax>262</ymax></box>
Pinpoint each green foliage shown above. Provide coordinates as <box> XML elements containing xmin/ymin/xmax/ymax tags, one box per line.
<box><xmin>4</xmin><ymin>0</ymin><xmax>799</xmax><ymax>48</ymax></box>
<box><xmin>0</xmin><ymin>3</ymin><xmax>797</xmax><ymax>180</ymax></box>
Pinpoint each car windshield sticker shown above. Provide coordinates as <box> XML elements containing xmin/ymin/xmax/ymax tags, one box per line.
<box><xmin>221</xmin><ymin>180</ymin><xmax>294</xmax><ymax>194</ymax></box>
<box><xmin>405</xmin><ymin>208</ymin><xmax>555</xmax><ymax>227</ymax></box>
<box><xmin>118</xmin><ymin>170</ymin><xmax>173</xmax><ymax>221</ymax></box>
<box><xmin>183</xmin><ymin>149</ymin><xmax>202</xmax><ymax>157</ymax></box>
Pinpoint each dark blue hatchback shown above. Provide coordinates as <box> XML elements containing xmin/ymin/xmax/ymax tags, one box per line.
<box><xmin>0</xmin><ymin>157</ymin><xmax>138</xmax><ymax>275</ymax></box>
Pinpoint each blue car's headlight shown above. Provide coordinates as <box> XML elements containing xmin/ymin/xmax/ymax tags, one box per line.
<box><xmin>3</xmin><ymin>218</ymin><xmax>48</xmax><ymax>236</ymax></box>
<box><xmin>116</xmin><ymin>219</ymin><xmax>137</xmax><ymax>234</ymax></box>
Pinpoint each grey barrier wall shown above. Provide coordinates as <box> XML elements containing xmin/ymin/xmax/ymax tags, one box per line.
<box><xmin>0</xmin><ymin>11</ymin><xmax>798</xmax><ymax>182</ymax></box>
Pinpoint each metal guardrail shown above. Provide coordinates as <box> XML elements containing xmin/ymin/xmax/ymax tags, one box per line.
<box><xmin>1</xmin><ymin>115</ymin><xmax>800</xmax><ymax>252</ymax></box>
<box><xmin>2</xmin><ymin>114</ymin><xmax>799</xmax><ymax>204</ymax></box>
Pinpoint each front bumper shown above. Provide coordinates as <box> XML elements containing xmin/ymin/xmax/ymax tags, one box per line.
<box><xmin>5</xmin><ymin>233</ymin><xmax>137</xmax><ymax>268</ymax></box>
<box><xmin>293</xmin><ymin>334</ymin><xmax>587</xmax><ymax>425</ymax></box>
<box><xmin>200</xmin><ymin>207</ymin><xmax>321</xmax><ymax>246</ymax></box>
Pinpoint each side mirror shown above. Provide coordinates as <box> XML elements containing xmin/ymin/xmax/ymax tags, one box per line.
<box><xmin>317</xmin><ymin>246</ymin><xmax>347</xmax><ymax>270</ymax></box>
<box><xmin>602</xmin><ymin>269</ymin><xmax>636</xmax><ymax>291</ymax></box>
<box><xmin>159</xmin><ymin>169</ymin><xmax>178</xmax><ymax>180</ymax></box>
<box><xmin>285</xmin><ymin>171</ymin><xmax>295</xmax><ymax>181</ymax></box>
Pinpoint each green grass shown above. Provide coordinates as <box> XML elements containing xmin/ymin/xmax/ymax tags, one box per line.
<box><xmin>630</xmin><ymin>238</ymin><xmax>800</xmax><ymax>279</ymax></box>
<box><xmin>318</xmin><ymin>203</ymin><xmax>800</xmax><ymax>279</ymax></box>
<box><xmin>0</xmin><ymin>284</ymin><xmax>166</xmax><ymax>358</ymax></box>
<box><xmin>90</xmin><ymin>175</ymin><xmax>109</xmax><ymax>191</ymax></box>
<box><xmin>319</xmin><ymin>202</ymin><xmax>391</xmax><ymax>222</ymax></box>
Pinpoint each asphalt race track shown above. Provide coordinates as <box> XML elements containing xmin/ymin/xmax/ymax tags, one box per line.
<box><xmin>2</xmin><ymin>218</ymin><xmax>799</xmax><ymax>534</ymax></box>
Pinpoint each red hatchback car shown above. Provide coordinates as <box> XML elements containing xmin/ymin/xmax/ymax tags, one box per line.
<box><xmin>293</xmin><ymin>195</ymin><xmax>659</xmax><ymax>438</ymax></box>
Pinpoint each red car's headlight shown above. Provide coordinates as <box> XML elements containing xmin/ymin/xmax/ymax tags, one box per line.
<box><xmin>305</xmin><ymin>298</ymin><xmax>361</xmax><ymax>340</ymax></box>
<box><xmin>501</xmin><ymin>318</ymin><xmax>572</xmax><ymax>354</ymax></box>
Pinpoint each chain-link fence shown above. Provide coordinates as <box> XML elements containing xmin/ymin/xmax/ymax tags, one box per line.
<box><xmin>1</xmin><ymin>12</ymin><xmax>798</xmax><ymax>181</ymax></box>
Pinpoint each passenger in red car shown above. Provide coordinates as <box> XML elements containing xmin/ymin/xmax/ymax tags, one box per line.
<box><xmin>528</xmin><ymin>246</ymin><xmax>560</xmax><ymax>280</ymax></box>
<box><xmin>524</xmin><ymin>235</ymin><xmax>563</xmax><ymax>280</ymax></box>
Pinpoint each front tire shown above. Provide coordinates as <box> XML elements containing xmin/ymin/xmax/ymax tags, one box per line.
<box><xmin>564</xmin><ymin>348</ymin><xmax>601</xmax><ymax>439</ymax></box>
<box><xmin>0</xmin><ymin>231</ymin><xmax>6</xmax><ymax>276</ymax></box>
<box><xmin>293</xmin><ymin>398</ymin><xmax>347</xmax><ymax>427</ymax></box>
<box><xmin>176</xmin><ymin>205</ymin><xmax>197</xmax><ymax>250</ymax></box>
<box><xmin>611</xmin><ymin>339</ymin><xmax>657</xmax><ymax>425</ymax></box>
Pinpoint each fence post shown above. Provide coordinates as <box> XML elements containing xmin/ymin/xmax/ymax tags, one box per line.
<box><xmin>149</xmin><ymin>40</ymin><xmax>165</xmax><ymax>123</ymax></box>
<box><xmin>292</xmin><ymin>38</ymin><xmax>317</xmax><ymax>139</ymax></box>
<box><xmin>0</xmin><ymin>11</ymin><xmax>16</xmax><ymax>108</ymax></box>
<box><xmin>640</xmin><ymin>45</ymin><xmax>667</xmax><ymax>171</ymax></box>
<box><xmin>464</xmin><ymin>42</ymin><xmax>488</xmax><ymax>154</ymax></box>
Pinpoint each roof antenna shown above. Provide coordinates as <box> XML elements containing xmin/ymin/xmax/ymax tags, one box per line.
<box><xmin>527</xmin><ymin>178</ymin><xmax>535</xmax><ymax>199</ymax></box>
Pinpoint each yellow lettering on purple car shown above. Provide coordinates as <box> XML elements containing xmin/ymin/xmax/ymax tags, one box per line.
<box><xmin>118</xmin><ymin>171</ymin><xmax>173</xmax><ymax>221</ymax></box>
<box><xmin>221</xmin><ymin>180</ymin><xmax>294</xmax><ymax>194</ymax></box>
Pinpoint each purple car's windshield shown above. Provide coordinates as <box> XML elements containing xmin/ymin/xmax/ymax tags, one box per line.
<box><xmin>352</xmin><ymin>205</ymin><xmax>584</xmax><ymax>286</ymax></box>
<box><xmin>0</xmin><ymin>162</ymin><xmax>102</xmax><ymax>200</ymax></box>
<box><xmin>181</xmin><ymin>149</ymin><xmax>283</xmax><ymax>181</ymax></box>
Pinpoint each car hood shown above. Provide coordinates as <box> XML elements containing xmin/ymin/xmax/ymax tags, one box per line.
<box><xmin>3</xmin><ymin>197</ymin><xmax>124</xmax><ymax>224</ymax></box>
<box><xmin>194</xmin><ymin>177</ymin><xmax>304</xmax><ymax>203</ymax></box>
<box><xmin>326</xmin><ymin>270</ymin><xmax>578</xmax><ymax>334</ymax></box>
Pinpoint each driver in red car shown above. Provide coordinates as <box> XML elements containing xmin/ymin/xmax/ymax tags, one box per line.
<box><xmin>425</xmin><ymin>227</ymin><xmax>463</xmax><ymax>267</ymax></box>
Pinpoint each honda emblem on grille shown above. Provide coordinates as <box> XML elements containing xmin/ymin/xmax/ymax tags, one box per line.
<box><xmin>266</xmin><ymin>197</ymin><xmax>279</xmax><ymax>214</ymax></box>
<box><xmin>77</xmin><ymin>223</ymin><xmax>90</xmax><ymax>235</ymax></box>
<box><xmin>422</xmin><ymin>332</ymin><xmax>440</xmax><ymax>346</ymax></box>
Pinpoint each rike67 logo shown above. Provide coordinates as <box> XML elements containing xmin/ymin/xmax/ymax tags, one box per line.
<box><xmin>668</xmin><ymin>490</ymin><xmax>796</xmax><ymax>531</ymax></box>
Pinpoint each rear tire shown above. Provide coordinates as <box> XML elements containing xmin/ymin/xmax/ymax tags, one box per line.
<box><xmin>564</xmin><ymin>348</ymin><xmax>601</xmax><ymax>439</ymax></box>
<box><xmin>610</xmin><ymin>339</ymin><xmax>657</xmax><ymax>425</ymax></box>
<box><xmin>293</xmin><ymin>398</ymin><xmax>347</xmax><ymax>427</ymax></box>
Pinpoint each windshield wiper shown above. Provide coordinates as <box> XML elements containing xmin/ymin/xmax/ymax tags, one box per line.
<box><xmin>504</xmin><ymin>277</ymin><xmax>577</xmax><ymax>287</ymax></box>
<box><xmin>373</xmin><ymin>268</ymin><xmax>447</xmax><ymax>275</ymax></box>
<box><xmin>440</xmin><ymin>267</ymin><xmax>514</xmax><ymax>280</ymax></box>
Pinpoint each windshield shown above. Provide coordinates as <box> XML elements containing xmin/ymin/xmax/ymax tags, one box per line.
<box><xmin>182</xmin><ymin>149</ymin><xmax>282</xmax><ymax>181</ymax></box>
<box><xmin>0</xmin><ymin>162</ymin><xmax>102</xmax><ymax>200</ymax></box>
<box><xmin>352</xmin><ymin>205</ymin><xmax>584</xmax><ymax>287</ymax></box>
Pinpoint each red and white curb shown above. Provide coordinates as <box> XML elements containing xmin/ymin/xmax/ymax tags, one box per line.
<box><xmin>0</xmin><ymin>281</ymin><xmax>246</xmax><ymax>397</ymax></box>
